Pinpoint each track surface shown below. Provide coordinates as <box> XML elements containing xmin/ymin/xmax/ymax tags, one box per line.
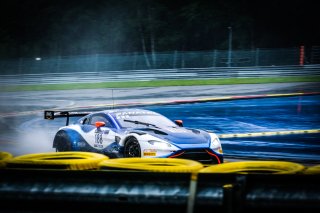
<box><xmin>0</xmin><ymin>82</ymin><xmax>319</xmax><ymax>164</ymax></box>
<box><xmin>143</xmin><ymin>95</ymin><xmax>320</xmax><ymax>163</ymax></box>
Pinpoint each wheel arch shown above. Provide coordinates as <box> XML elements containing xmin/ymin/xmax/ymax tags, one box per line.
<box><xmin>53</xmin><ymin>129</ymin><xmax>69</xmax><ymax>148</ymax></box>
<box><xmin>123</xmin><ymin>135</ymin><xmax>138</xmax><ymax>147</ymax></box>
<box><xmin>123</xmin><ymin>135</ymin><xmax>142</xmax><ymax>158</ymax></box>
<box><xmin>119</xmin><ymin>132</ymin><xmax>142</xmax><ymax>147</ymax></box>
<box><xmin>53</xmin><ymin>129</ymin><xmax>84</xmax><ymax>150</ymax></box>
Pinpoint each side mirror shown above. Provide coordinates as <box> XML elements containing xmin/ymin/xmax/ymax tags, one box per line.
<box><xmin>174</xmin><ymin>120</ymin><xmax>183</xmax><ymax>127</ymax></box>
<box><xmin>95</xmin><ymin>121</ymin><xmax>106</xmax><ymax>128</ymax></box>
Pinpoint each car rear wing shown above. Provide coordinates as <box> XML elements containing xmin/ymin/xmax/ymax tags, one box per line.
<box><xmin>44</xmin><ymin>110</ymin><xmax>91</xmax><ymax>125</ymax></box>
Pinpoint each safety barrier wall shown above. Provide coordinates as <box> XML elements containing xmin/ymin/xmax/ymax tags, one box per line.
<box><xmin>1</xmin><ymin>151</ymin><xmax>320</xmax><ymax>213</ymax></box>
<box><xmin>1</xmin><ymin>64</ymin><xmax>320</xmax><ymax>86</ymax></box>
<box><xmin>0</xmin><ymin>169</ymin><xmax>319</xmax><ymax>213</ymax></box>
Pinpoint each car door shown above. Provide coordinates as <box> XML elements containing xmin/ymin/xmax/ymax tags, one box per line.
<box><xmin>82</xmin><ymin>113</ymin><xmax>117</xmax><ymax>150</ymax></box>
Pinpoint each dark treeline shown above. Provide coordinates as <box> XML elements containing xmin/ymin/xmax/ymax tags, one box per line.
<box><xmin>0</xmin><ymin>0</ymin><xmax>319</xmax><ymax>58</ymax></box>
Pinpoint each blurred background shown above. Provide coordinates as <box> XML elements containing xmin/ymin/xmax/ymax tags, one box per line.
<box><xmin>0</xmin><ymin>0</ymin><xmax>319</xmax><ymax>63</ymax></box>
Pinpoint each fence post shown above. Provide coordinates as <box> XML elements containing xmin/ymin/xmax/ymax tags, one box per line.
<box><xmin>299</xmin><ymin>45</ymin><xmax>305</xmax><ymax>66</ymax></box>
<box><xmin>94</xmin><ymin>54</ymin><xmax>98</xmax><ymax>72</ymax></box>
<box><xmin>227</xmin><ymin>26</ymin><xmax>233</xmax><ymax>67</ymax></box>
<box><xmin>18</xmin><ymin>57</ymin><xmax>23</xmax><ymax>74</ymax></box>
<box><xmin>133</xmin><ymin>52</ymin><xmax>137</xmax><ymax>70</ymax></box>
<box><xmin>181</xmin><ymin>52</ymin><xmax>185</xmax><ymax>68</ymax></box>
<box><xmin>173</xmin><ymin>50</ymin><xmax>177</xmax><ymax>69</ymax></box>
<box><xmin>57</xmin><ymin>55</ymin><xmax>61</xmax><ymax>73</ymax></box>
<box><xmin>212</xmin><ymin>49</ymin><xmax>217</xmax><ymax>67</ymax></box>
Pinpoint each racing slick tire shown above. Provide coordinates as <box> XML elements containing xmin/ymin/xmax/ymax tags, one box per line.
<box><xmin>53</xmin><ymin>130</ymin><xmax>72</xmax><ymax>152</ymax></box>
<box><xmin>0</xmin><ymin>151</ymin><xmax>13</xmax><ymax>168</ymax></box>
<box><xmin>5</xmin><ymin>151</ymin><xmax>109</xmax><ymax>170</ymax></box>
<box><xmin>124</xmin><ymin>137</ymin><xmax>141</xmax><ymax>157</ymax></box>
<box><xmin>98</xmin><ymin>157</ymin><xmax>204</xmax><ymax>173</ymax></box>
<box><xmin>303</xmin><ymin>164</ymin><xmax>320</xmax><ymax>174</ymax></box>
<box><xmin>199</xmin><ymin>161</ymin><xmax>305</xmax><ymax>174</ymax></box>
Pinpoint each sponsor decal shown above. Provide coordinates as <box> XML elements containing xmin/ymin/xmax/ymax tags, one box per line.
<box><xmin>143</xmin><ymin>149</ymin><xmax>157</xmax><ymax>156</ymax></box>
<box><xmin>103</xmin><ymin>130</ymin><xmax>110</xmax><ymax>134</ymax></box>
<box><xmin>116</xmin><ymin>111</ymin><xmax>157</xmax><ymax>120</ymax></box>
<box><xmin>77</xmin><ymin>142</ymin><xmax>86</xmax><ymax>148</ymax></box>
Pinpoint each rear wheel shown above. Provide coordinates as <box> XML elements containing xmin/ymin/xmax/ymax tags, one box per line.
<box><xmin>124</xmin><ymin>137</ymin><xmax>141</xmax><ymax>157</ymax></box>
<box><xmin>54</xmin><ymin>131</ymin><xmax>72</xmax><ymax>152</ymax></box>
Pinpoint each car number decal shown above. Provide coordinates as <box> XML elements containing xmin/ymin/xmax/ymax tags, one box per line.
<box><xmin>94</xmin><ymin>133</ymin><xmax>103</xmax><ymax>148</ymax></box>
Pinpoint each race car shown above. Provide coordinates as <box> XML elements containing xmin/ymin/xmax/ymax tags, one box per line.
<box><xmin>44</xmin><ymin>108</ymin><xmax>223</xmax><ymax>164</ymax></box>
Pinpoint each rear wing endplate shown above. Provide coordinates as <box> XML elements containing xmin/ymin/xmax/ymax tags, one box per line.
<box><xmin>44</xmin><ymin>110</ymin><xmax>91</xmax><ymax>125</ymax></box>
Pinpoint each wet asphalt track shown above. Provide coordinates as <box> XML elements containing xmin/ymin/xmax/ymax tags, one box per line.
<box><xmin>0</xmin><ymin>82</ymin><xmax>319</xmax><ymax>164</ymax></box>
<box><xmin>143</xmin><ymin>95</ymin><xmax>320</xmax><ymax>163</ymax></box>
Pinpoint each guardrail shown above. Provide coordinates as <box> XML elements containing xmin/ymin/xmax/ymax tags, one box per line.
<box><xmin>1</xmin><ymin>169</ymin><xmax>319</xmax><ymax>213</ymax></box>
<box><xmin>1</xmin><ymin>64</ymin><xmax>320</xmax><ymax>86</ymax></box>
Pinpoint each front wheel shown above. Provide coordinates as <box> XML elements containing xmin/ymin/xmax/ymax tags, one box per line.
<box><xmin>124</xmin><ymin>137</ymin><xmax>141</xmax><ymax>157</ymax></box>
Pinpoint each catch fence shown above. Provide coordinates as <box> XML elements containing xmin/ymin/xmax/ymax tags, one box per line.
<box><xmin>1</xmin><ymin>47</ymin><xmax>320</xmax><ymax>85</ymax></box>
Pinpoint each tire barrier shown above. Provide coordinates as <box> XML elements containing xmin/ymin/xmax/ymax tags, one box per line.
<box><xmin>0</xmin><ymin>151</ymin><xmax>13</xmax><ymax>161</ymax></box>
<box><xmin>5</xmin><ymin>151</ymin><xmax>109</xmax><ymax>170</ymax></box>
<box><xmin>302</xmin><ymin>164</ymin><xmax>320</xmax><ymax>174</ymax></box>
<box><xmin>98</xmin><ymin>157</ymin><xmax>204</xmax><ymax>173</ymax></box>
<box><xmin>0</xmin><ymin>151</ymin><xmax>13</xmax><ymax>168</ymax></box>
<box><xmin>199</xmin><ymin>161</ymin><xmax>305</xmax><ymax>174</ymax></box>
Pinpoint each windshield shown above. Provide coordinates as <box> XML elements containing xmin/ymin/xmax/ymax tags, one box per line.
<box><xmin>113</xmin><ymin>110</ymin><xmax>176</xmax><ymax>128</ymax></box>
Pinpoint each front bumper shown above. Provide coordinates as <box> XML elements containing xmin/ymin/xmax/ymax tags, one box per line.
<box><xmin>168</xmin><ymin>149</ymin><xmax>223</xmax><ymax>164</ymax></box>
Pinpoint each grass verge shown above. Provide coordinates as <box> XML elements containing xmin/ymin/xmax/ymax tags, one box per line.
<box><xmin>1</xmin><ymin>76</ymin><xmax>320</xmax><ymax>92</ymax></box>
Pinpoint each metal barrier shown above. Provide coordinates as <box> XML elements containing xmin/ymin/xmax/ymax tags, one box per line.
<box><xmin>0</xmin><ymin>48</ymin><xmax>306</xmax><ymax>74</ymax></box>
<box><xmin>0</xmin><ymin>169</ymin><xmax>191</xmax><ymax>213</ymax></box>
<box><xmin>195</xmin><ymin>173</ymin><xmax>320</xmax><ymax>213</ymax></box>
<box><xmin>1</xmin><ymin>64</ymin><xmax>320</xmax><ymax>86</ymax></box>
<box><xmin>0</xmin><ymin>169</ymin><xmax>319</xmax><ymax>213</ymax></box>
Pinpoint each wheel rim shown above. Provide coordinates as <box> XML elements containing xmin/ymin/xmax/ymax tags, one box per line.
<box><xmin>125</xmin><ymin>139</ymin><xmax>141</xmax><ymax>157</ymax></box>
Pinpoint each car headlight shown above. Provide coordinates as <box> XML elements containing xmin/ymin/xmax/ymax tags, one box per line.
<box><xmin>148</xmin><ymin>140</ymin><xmax>172</xmax><ymax>148</ymax></box>
<box><xmin>210</xmin><ymin>134</ymin><xmax>223</xmax><ymax>154</ymax></box>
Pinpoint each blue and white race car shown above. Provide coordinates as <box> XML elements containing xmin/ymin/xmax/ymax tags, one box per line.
<box><xmin>44</xmin><ymin>108</ymin><xmax>223</xmax><ymax>164</ymax></box>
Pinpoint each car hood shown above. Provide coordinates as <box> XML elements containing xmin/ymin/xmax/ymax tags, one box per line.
<box><xmin>131</xmin><ymin>126</ymin><xmax>211</xmax><ymax>149</ymax></box>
